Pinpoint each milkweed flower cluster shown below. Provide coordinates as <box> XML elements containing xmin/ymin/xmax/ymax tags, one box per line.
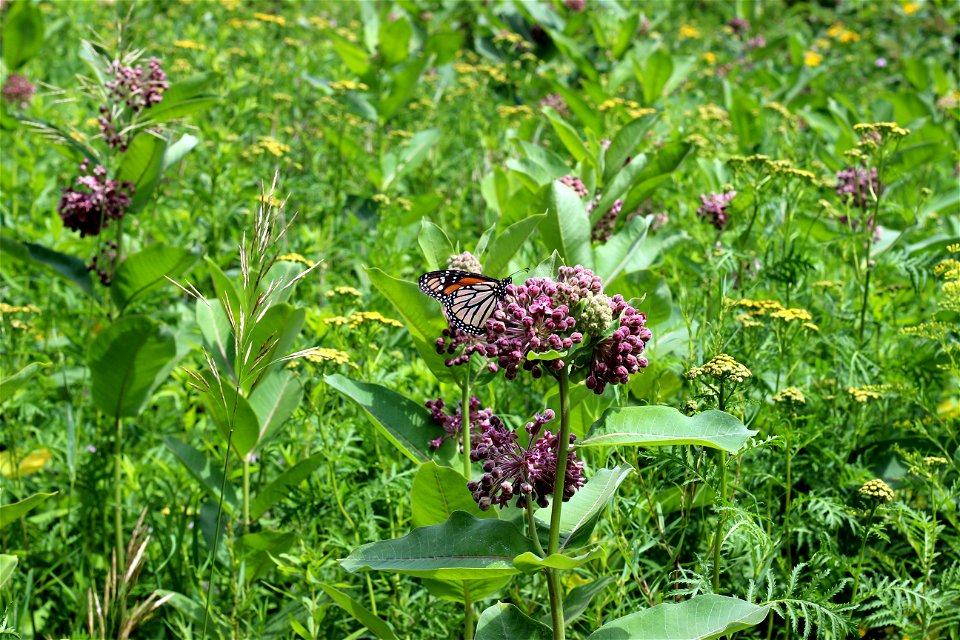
<box><xmin>559</xmin><ymin>175</ymin><xmax>589</xmax><ymax>197</ymax></box>
<box><xmin>467</xmin><ymin>408</ymin><xmax>585</xmax><ymax>510</ymax></box>
<box><xmin>447</xmin><ymin>250</ymin><xmax>483</xmax><ymax>273</ymax></box>
<box><xmin>99</xmin><ymin>57</ymin><xmax>169</xmax><ymax>150</ymax></box>
<box><xmin>1</xmin><ymin>74</ymin><xmax>35</xmax><ymax>108</ymax></box>
<box><xmin>835</xmin><ymin>166</ymin><xmax>882</xmax><ymax>209</ymax></box>
<box><xmin>425</xmin><ymin>396</ymin><xmax>501</xmax><ymax>450</ymax></box>
<box><xmin>696</xmin><ymin>190</ymin><xmax>736</xmax><ymax>230</ymax></box>
<box><xmin>57</xmin><ymin>160</ymin><xmax>135</xmax><ymax>237</ymax></box>
<box><xmin>538</xmin><ymin>93</ymin><xmax>570</xmax><ymax>117</ymax></box>
<box><xmin>433</xmin><ymin>264</ymin><xmax>652</xmax><ymax>394</ymax></box>
<box><xmin>591</xmin><ymin>198</ymin><xmax>624</xmax><ymax>242</ymax></box>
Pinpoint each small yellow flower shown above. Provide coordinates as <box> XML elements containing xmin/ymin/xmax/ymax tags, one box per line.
<box><xmin>847</xmin><ymin>386</ymin><xmax>885</xmax><ymax>403</ymax></box>
<box><xmin>804</xmin><ymin>51</ymin><xmax>823</xmax><ymax>67</ymax></box>
<box><xmin>253</xmin><ymin>12</ymin><xmax>286</xmax><ymax>26</ymax></box>
<box><xmin>901</xmin><ymin>2</ymin><xmax>920</xmax><ymax>15</ymax></box>
<box><xmin>702</xmin><ymin>51</ymin><xmax>717</xmax><ymax>65</ymax></box>
<box><xmin>679</xmin><ymin>24</ymin><xmax>701</xmax><ymax>39</ymax></box>
<box><xmin>372</xmin><ymin>194</ymin><xmax>391</xmax><ymax>205</ymax></box>
<box><xmin>323</xmin><ymin>316</ymin><xmax>350</xmax><ymax>326</ymax></box>
<box><xmin>0</xmin><ymin>448</ymin><xmax>52</xmax><ymax>478</ymax></box>
<box><xmin>348</xmin><ymin>311</ymin><xmax>403</xmax><ymax>328</ymax></box>
<box><xmin>0</xmin><ymin>303</ymin><xmax>41</xmax><ymax>315</ymax></box>
<box><xmin>278</xmin><ymin>253</ymin><xmax>315</xmax><ymax>267</ymax></box>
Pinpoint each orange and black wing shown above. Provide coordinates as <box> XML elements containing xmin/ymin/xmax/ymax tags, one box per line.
<box><xmin>418</xmin><ymin>270</ymin><xmax>511</xmax><ymax>335</ymax></box>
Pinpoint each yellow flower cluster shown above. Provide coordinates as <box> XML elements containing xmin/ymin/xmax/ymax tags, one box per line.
<box><xmin>935</xmin><ymin>256</ymin><xmax>960</xmax><ymax>312</ymax></box>
<box><xmin>900</xmin><ymin>321</ymin><xmax>948</xmax><ymax>340</ymax></box>
<box><xmin>773</xmin><ymin>387</ymin><xmax>806</xmax><ymax>405</ymax></box>
<box><xmin>349</xmin><ymin>312</ymin><xmax>403</xmax><ymax>328</ymax></box>
<box><xmin>453</xmin><ymin>63</ymin><xmax>507</xmax><ymax>83</ymax></box>
<box><xmin>702</xmin><ymin>52</ymin><xmax>717</xmax><ymax>65</ymax></box>
<box><xmin>679</xmin><ymin>24</ymin><xmax>700</xmax><ymax>39</ymax></box>
<box><xmin>826</xmin><ymin>23</ymin><xmax>860</xmax><ymax>43</ymax></box>
<box><xmin>304</xmin><ymin>348</ymin><xmax>351</xmax><ymax>365</ymax></box>
<box><xmin>0</xmin><ymin>303</ymin><xmax>40</xmax><ymax>315</ymax></box>
<box><xmin>244</xmin><ymin>137</ymin><xmax>291</xmax><ymax>158</ymax></box>
<box><xmin>279</xmin><ymin>253</ymin><xmax>315</xmax><ymax>267</ymax></box>
<box><xmin>727</xmin><ymin>155</ymin><xmax>817</xmax><ymax>183</ymax></box>
<box><xmin>770</xmin><ymin>307</ymin><xmax>812</xmax><ymax>322</ymax></box>
<box><xmin>308</xmin><ymin>16</ymin><xmax>332</xmax><ymax>29</ymax></box>
<box><xmin>686</xmin><ymin>354</ymin><xmax>752</xmax><ymax>383</ymax></box>
<box><xmin>497</xmin><ymin>105</ymin><xmax>533</xmax><ymax>118</ymax></box>
<box><xmin>493</xmin><ymin>31</ymin><xmax>531</xmax><ymax>50</ymax></box>
<box><xmin>812</xmin><ymin>280</ymin><xmax>840</xmax><ymax>289</ymax></box>
<box><xmin>853</xmin><ymin>122</ymin><xmax>910</xmax><ymax>141</ymax></box>
<box><xmin>697</xmin><ymin>103</ymin><xmax>730</xmax><ymax>125</ymax></box>
<box><xmin>765</xmin><ymin>102</ymin><xmax>792</xmax><ymax>119</ymax></box>
<box><xmin>173</xmin><ymin>39</ymin><xmax>206</xmax><ymax>51</ymax></box>
<box><xmin>847</xmin><ymin>385</ymin><xmax>885</xmax><ymax>403</ymax></box>
<box><xmin>598</xmin><ymin>98</ymin><xmax>655</xmax><ymax>119</ymax></box>
<box><xmin>923</xmin><ymin>456</ymin><xmax>948</xmax><ymax>466</ymax></box>
<box><xmin>388</xmin><ymin>129</ymin><xmax>414</xmax><ymax>140</ymax></box>
<box><xmin>858</xmin><ymin>479</ymin><xmax>894</xmax><ymax>503</ymax></box>
<box><xmin>325</xmin><ymin>286</ymin><xmax>363</xmax><ymax>298</ymax></box>
<box><xmin>901</xmin><ymin>2</ymin><xmax>920</xmax><ymax>15</ymax></box>
<box><xmin>253</xmin><ymin>12</ymin><xmax>286</xmax><ymax>26</ymax></box>
<box><xmin>729</xmin><ymin>298</ymin><xmax>819</xmax><ymax>331</ymax></box>
<box><xmin>272</xmin><ymin>92</ymin><xmax>294</xmax><ymax>102</ymax></box>
<box><xmin>329</xmin><ymin>80</ymin><xmax>369</xmax><ymax>92</ymax></box>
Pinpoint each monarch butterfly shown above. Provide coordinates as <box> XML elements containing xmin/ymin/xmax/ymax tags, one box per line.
<box><xmin>418</xmin><ymin>270</ymin><xmax>512</xmax><ymax>335</ymax></box>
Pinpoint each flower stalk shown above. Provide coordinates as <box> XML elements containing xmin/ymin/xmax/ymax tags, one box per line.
<box><xmin>546</xmin><ymin>366</ymin><xmax>571</xmax><ymax>640</ymax></box>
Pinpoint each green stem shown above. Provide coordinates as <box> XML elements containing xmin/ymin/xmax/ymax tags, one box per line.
<box><xmin>462</xmin><ymin>370</ymin><xmax>472</xmax><ymax>480</ymax></box>
<box><xmin>526</xmin><ymin>500</ymin><xmax>546</xmax><ymax>557</ymax></box>
<box><xmin>114</xmin><ymin>415</ymin><xmax>124</xmax><ymax>568</ymax></box>
<box><xmin>242</xmin><ymin>457</ymin><xmax>251</xmax><ymax>534</ymax></box>
<box><xmin>784</xmin><ymin>426</ymin><xmax>793</xmax><ymax>568</ymax></box>
<box><xmin>546</xmin><ymin>367</ymin><xmax>571</xmax><ymax>640</ymax></box>
<box><xmin>851</xmin><ymin>507</ymin><xmax>877</xmax><ymax>602</ymax></box>
<box><xmin>712</xmin><ymin>448</ymin><xmax>727</xmax><ymax>592</ymax></box>
<box><xmin>463</xmin><ymin>582</ymin><xmax>475</xmax><ymax>640</ymax></box>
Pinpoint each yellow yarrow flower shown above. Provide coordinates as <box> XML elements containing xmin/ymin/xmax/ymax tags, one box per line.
<box><xmin>847</xmin><ymin>386</ymin><xmax>885</xmax><ymax>403</ymax></box>
<box><xmin>253</xmin><ymin>12</ymin><xmax>287</xmax><ymax>26</ymax></box>
<box><xmin>686</xmin><ymin>354</ymin><xmax>752</xmax><ymax>383</ymax></box>
<box><xmin>325</xmin><ymin>286</ymin><xmax>363</xmax><ymax>298</ymax></box>
<box><xmin>858</xmin><ymin>479</ymin><xmax>894</xmax><ymax>504</ymax></box>
<box><xmin>901</xmin><ymin>2</ymin><xmax>920</xmax><ymax>15</ymax></box>
<box><xmin>173</xmin><ymin>39</ymin><xmax>206</xmax><ymax>51</ymax></box>
<box><xmin>303</xmin><ymin>348</ymin><xmax>351</xmax><ymax>365</ymax></box>
<box><xmin>679</xmin><ymin>24</ymin><xmax>700</xmax><ymax>39</ymax></box>
<box><xmin>349</xmin><ymin>312</ymin><xmax>403</xmax><ymax>328</ymax></box>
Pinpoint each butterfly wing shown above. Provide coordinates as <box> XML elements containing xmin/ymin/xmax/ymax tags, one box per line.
<box><xmin>418</xmin><ymin>270</ymin><xmax>510</xmax><ymax>335</ymax></box>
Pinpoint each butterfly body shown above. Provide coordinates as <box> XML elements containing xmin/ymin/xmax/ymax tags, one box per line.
<box><xmin>418</xmin><ymin>270</ymin><xmax>511</xmax><ymax>335</ymax></box>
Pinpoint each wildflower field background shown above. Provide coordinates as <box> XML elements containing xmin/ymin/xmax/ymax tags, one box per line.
<box><xmin>1</xmin><ymin>0</ymin><xmax>959</xmax><ymax>638</ymax></box>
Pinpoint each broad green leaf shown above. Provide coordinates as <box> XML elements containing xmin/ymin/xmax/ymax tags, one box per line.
<box><xmin>516</xmin><ymin>140</ymin><xmax>570</xmax><ymax>181</ymax></box>
<box><xmin>162</xmin><ymin>133</ymin><xmax>200</xmax><ymax>171</ymax></box>
<box><xmin>482</xmin><ymin>214</ymin><xmax>545</xmax><ymax>277</ymax></box>
<box><xmin>425</xmin><ymin>29</ymin><xmax>463</xmax><ymax>66</ymax></box>
<box><xmin>248</xmin><ymin>370</ymin><xmax>302</xmax><ymax>448</ymax></box>
<box><xmin>0</xmin><ymin>555</ymin><xmax>17</xmax><ymax>589</ymax></box>
<box><xmin>411</xmin><ymin>461</ymin><xmax>497</xmax><ymax>527</ymax></box>
<box><xmin>621</xmin><ymin>141</ymin><xmax>692</xmax><ymax>212</ymax></box>
<box><xmin>332</xmin><ymin>35</ymin><xmax>371</xmax><ymax>75</ymax></box>
<box><xmin>512</xmin><ymin>547</ymin><xmax>603</xmax><ymax>572</ymax></box>
<box><xmin>590</xmin><ymin>154</ymin><xmax>650</xmax><ymax>225</ymax></box>
<box><xmin>379</xmin><ymin>16</ymin><xmax>412</xmax><ymax>66</ymax></box>
<box><xmin>594</xmin><ymin>215</ymin><xmax>656</xmax><ymax>283</ymax></box>
<box><xmin>604</xmin><ymin>116</ymin><xmax>658</xmax><ymax>183</ymax></box>
<box><xmin>588</xmin><ymin>594</ymin><xmax>769</xmax><ymax>639</ymax></box>
<box><xmin>164</xmin><ymin>437</ymin><xmax>238</xmax><ymax>515</ymax></box>
<box><xmin>419</xmin><ymin>219</ymin><xmax>454</xmax><ymax>271</ymax></box>
<box><xmin>250</xmin><ymin>452</ymin><xmax>323</xmax><ymax>521</ymax></box>
<box><xmin>389</xmin><ymin>128</ymin><xmax>441</xmax><ymax>188</ymax></box>
<box><xmin>551</xmin><ymin>83</ymin><xmax>603</xmax><ymax>134</ymax></box>
<box><xmin>534</xmin><ymin>464</ymin><xmax>633</xmax><ymax>550</ymax></box>
<box><xmin>0</xmin><ymin>492</ymin><xmax>57</xmax><ymax>530</ymax></box>
<box><xmin>421</xmin><ymin>575</ymin><xmax>513</xmax><ymax>602</ymax></box>
<box><xmin>196</xmin><ymin>298</ymin><xmax>234</xmax><ymax>377</ymax></box>
<box><xmin>318</xmin><ymin>583</ymin><xmax>398</xmax><ymax>640</ymax></box>
<box><xmin>640</xmin><ymin>48</ymin><xmax>673</xmax><ymax>104</ymax></box>
<box><xmin>88</xmin><ymin>315</ymin><xmax>178</xmax><ymax>418</ymax></box>
<box><xmin>238</xmin><ymin>530</ymin><xmax>295</xmax><ymax>582</ymax></box>
<box><xmin>581</xmin><ymin>407</ymin><xmax>757</xmax><ymax>453</ymax></box>
<box><xmin>204</xmin><ymin>257</ymin><xmax>243</xmax><ymax>319</ymax></box>
<box><xmin>325</xmin><ymin>374</ymin><xmax>435</xmax><ymax>465</ymax></box>
<box><xmin>341</xmin><ymin>511</ymin><xmax>535</xmax><ymax>579</ymax></box>
<box><xmin>3</xmin><ymin>0</ymin><xmax>44</xmax><ymax>70</ymax></box>
<box><xmin>380</xmin><ymin>55</ymin><xmax>431</xmax><ymax>121</ymax></box>
<box><xmin>118</xmin><ymin>133</ymin><xmax>167</xmax><ymax>212</ymax></box>
<box><xmin>542</xmin><ymin>182</ymin><xmax>592</xmax><ymax>269</ymax></box>
<box><xmin>142</xmin><ymin>73</ymin><xmax>219</xmax><ymax>124</ymax></box>
<box><xmin>476</xmin><ymin>603</ymin><xmax>552</xmax><ymax>640</ymax></box>
<box><xmin>200</xmin><ymin>370</ymin><xmax>260</xmax><ymax>457</ymax></box>
<box><xmin>0</xmin><ymin>236</ymin><xmax>95</xmax><ymax>297</ymax></box>
<box><xmin>111</xmin><ymin>244</ymin><xmax>198</xmax><ymax>313</ymax></box>
<box><xmin>0</xmin><ymin>362</ymin><xmax>48</xmax><ymax>405</ymax></box>
<box><xmin>543</xmin><ymin>107</ymin><xmax>588</xmax><ymax>163</ymax></box>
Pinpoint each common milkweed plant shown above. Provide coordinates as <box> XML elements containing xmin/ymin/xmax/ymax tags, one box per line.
<box><xmin>329</xmin><ymin>238</ymin><xmax>764</xmax><ymax>639</ymax></box>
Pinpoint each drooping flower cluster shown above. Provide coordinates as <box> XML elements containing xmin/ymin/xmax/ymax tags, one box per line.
<box><xmin>57</xmin><ymin>160</ymin><xmax>135</xmax><ymax>237</ymax></box>
<box><xmin>538</xmin><ymin>93</ymin><xmax>570</xmax><ymax>117</ymax></box>
<box><xmin>99</xmin><ymin>57</ymin><xmax>169</xmax><ymax>150</ymax></box>
<box><xmin>728</xmin><ymin>17</ymin><xmax>750</xmax><ymax>35</ymax></box>
<box><xmin>1</xmin><ymin>74</ymin><xmax>36</xmax><ymax>109</ymax></box>
<box><xmin>835</xmin><ymin>166</ymin><xmax>883</xmax><ymax>209</ymax></box>
<box><xmin>559</xmin><ymin>175</ymin><xmax>589</xmax><ymax>197</ymax></box>
<box><xmin>88</xmin><ymin>241</ymin><xmax>118</xmax><ymax>286</ymax></box>
<box><xmin>425</xmin><ymin>396</ymin><xmax>501</xmax><ymax>450</ymax></box>
<box><xmin>591</xmin><ymin>198</ymin><xmax>624</xmax><ymax>242</ymax></box>
<box><xmin>585</xmin><ymin>294</ymin><xmax>651</xmax><ymax>393</ymax></box>
<box><xmin>489</xmin><ymin>278</ymin><xmax>583</xmax><ymax>379</ymax></box>
<box><xmin>468</xmin><ymin>409</ymin><xmax>585</xmax><ymax>510</ymax></box>
<box><xmin>447</xmin><ymin>250</ymin><xmax>482</xmax><ymax>273</ymax></box>
<box><xmin>696</xmin><ymin>190</ymin><xmax>736</xmax><ymax>230</ymax></box>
